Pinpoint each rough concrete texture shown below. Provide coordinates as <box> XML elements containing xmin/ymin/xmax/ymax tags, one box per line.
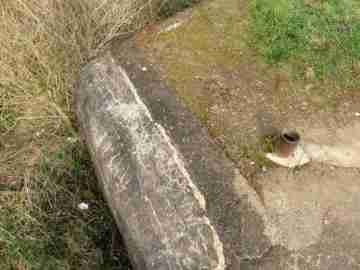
<box><xmin>240</xmin><ymin>160</ymin><xmax>360</xmax><ymax>270</ymax></box>
<box><xmin>76</xmin><ymin>55</ymin><xmax>224</xmax><ymax>270</ymax></box>
<box><xmin>247</xmin><ymin>122</ymin><xmax>360</xmax><ymax>269</ymax></box>
<box><xmin>109</xmin><ymin>0</ymin><xmax>360</xmax><ymax>269</ymax></box>
<box><xmin>76</xmin><ymin>52</ymin><xmax>276</xmax><ymax>269</ymax></box>
<box><xmin>303</xmin><ymin>121</ymin><xmax>360</xmax><ymax>168</ymax></box>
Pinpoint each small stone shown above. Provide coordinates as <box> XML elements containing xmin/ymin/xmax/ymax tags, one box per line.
<box><xmin>255</xmin><ymin>80</ymin><xmax>264</xmax><ymax>87</ymax></box>
<box><xmin>35</xmin><ymin>129</ymin><xmax>45</xmax><ymax>137</ymax></box>
<box><xmin>305</xmin><ymin>84</ymin><xmax>314</xmax><ymax>91</ymax></box>
<box><xmin>67</xmin><ymin>137</ymin><xmax>78</xmax><ymax>143</ymax></box>
<box><xmin>250</xmin><ymin>161</ymin><xmax>255</xmax><ymax>166</ymax></box>
<box><xmin>262</xmin><ymin>166</ymin><xmax>267</xmax><ymax>172</ymax></box>
<box><xmin>141</xmin><ymin>66</ymin><xmax>147</xmax><ymax>72</ymax></box>
<box><xmin>355</xmin><ymin>112</ymin><xmax>360</xmax><ymax>117</ymax></box>
<box><xmin>78</xmin><ymin>202</ymin><xmax>89</xmax><ymax>210</ymax></box>
<box><xmin>305</xmin><ymin>67</ymin><xmax>315</xmax><ymax>80</ymax></box>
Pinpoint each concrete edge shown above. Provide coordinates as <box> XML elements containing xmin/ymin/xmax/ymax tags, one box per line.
<box><xmin>75</xmin><ymin>37</ymin><xmax>275</xmax><ymax>269</ymax></box>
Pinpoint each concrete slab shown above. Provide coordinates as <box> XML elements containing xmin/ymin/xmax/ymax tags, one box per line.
<box><xmin>109</xmin><ymin>0</ymin><xmax>360</xmax><ymax>269</ymax></box>
<box><xmin>240</xmin><ymin>162</ymin><xmax>360</xmax><ymax>269</ymax></box>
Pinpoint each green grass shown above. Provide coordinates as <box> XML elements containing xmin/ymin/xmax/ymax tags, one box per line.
<box><xmin>249</xmin><ymin>0</ymin><xmax>360</xmax><ymax>87</ymax></box>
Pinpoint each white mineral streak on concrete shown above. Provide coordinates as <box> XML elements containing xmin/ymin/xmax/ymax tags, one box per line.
<box><xmin>144</xmin><ymin>195</ymin><xmax>172</xmax><ymax>270</ymax></box>
<box><xmin>90</xmin><ymin>118</ymin><xmax>108</xmax><ymax>149</ymax></box>
<box><xmin>117</xmin><ymin>62</ymin><xmax>153</xmax><ymax>121</ymax></box>
<box><xmin>304</xmin><ymin>143</ymin><xmax>360</xmax><ymax>168</ymax></box>
<box><xmin>303</xmin><ymin>121</ymin><xmax>360</xmax><ymax>168</ymax></box>
<box><xmin>156</xmin><ymin>122</ymin><xmax>225</xmax><ymax>270</ymax></box>
<box><xmin>91</xmin><ymin>59</ymin><xmax>225</xmax><ymax>270</ymax></box>
<box><xmin>156</xmin><ymin>123</ymin><xmax>206</xmax><ymax>210</ymax></box>
<box><xmin>119</xmin><ymin>65</ymin><xmax>225</xmax><ymax>270</ymax></box>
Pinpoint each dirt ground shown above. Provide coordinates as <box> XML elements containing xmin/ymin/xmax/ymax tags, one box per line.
<box><xmin>129</xmin><ymin>0</ymin><xmax>360</xmax><ymax>268</ymax></box>
<box><xmin>136</xmin><ymin>0</ymin><xmax>360</xmax><ymax>173</ymax></box>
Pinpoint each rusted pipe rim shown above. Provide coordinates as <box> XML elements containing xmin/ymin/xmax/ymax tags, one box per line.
<box><xmin>281</xmin><ymin>131</ymin><xmax>300</xmax><ymax>144</ymax></box>
<box><xmin>274</xmin><ymin>130</ymin><xmax>301</xmax><ymax>158</ymax></box>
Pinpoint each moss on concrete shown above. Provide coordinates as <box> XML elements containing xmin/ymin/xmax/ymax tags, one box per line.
<box><xmin>138</xmin><ymin>0</ymin><xmax>360</xmax><ymax>179</ymax></box>
<box><xmin>149</xmin><ymin>0</ymin><xmax>251</xmax><ymax>130</ymax></box>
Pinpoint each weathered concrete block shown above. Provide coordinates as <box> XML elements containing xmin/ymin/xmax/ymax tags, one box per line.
<box><xmin>75</xmin><ymin>49</ymin><xmax>272</xmax><ymax>269</ymax></box>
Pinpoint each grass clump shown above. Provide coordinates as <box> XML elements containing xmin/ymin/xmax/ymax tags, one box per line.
<box><xmin>0</xmin><ymin>0</ymin><xmax>152</xmax><ymax>147</ymax></box>
<box><xmin>0</xmin><ymin>142</ymin><xmax>131</xmax><ymax>270</ymax></box>
<box><xmin>0</xmin><ymin>0</ymin><xmax>189</xmax><ymax>269</ymax></box>
<box><xmin>249</xmin><ymin>0</ymin><xmax>360</xmax><ymax>87</ymax></box>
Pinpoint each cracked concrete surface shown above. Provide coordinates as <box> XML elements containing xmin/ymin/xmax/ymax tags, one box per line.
<box><xmin>304</xmin><ymin>121</ymin><xmax>360</xmax><ymax>168</ymax></box>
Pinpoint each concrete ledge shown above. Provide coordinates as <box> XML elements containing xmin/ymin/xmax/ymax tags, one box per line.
<box><xmin>75</xmin><ymin>47</ymin><xmax>271</xmax><ymax>269</ymax></box>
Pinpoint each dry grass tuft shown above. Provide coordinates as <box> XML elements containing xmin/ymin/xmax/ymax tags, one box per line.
<box><xmin>0</xmin><ymin>0</ymin><xmax>154</xmax><ymax>167</ymax></box>
<box><xmin>0</xmin><ymin>1</ymin><xmax>173</xmax><ymax>269</ymax></box>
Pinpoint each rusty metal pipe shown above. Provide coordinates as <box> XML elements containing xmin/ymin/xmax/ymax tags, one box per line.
<box><xmin>275</xmin><ymin>131</ymin><xmax>300</xmax><ymax>158</ymax></box>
